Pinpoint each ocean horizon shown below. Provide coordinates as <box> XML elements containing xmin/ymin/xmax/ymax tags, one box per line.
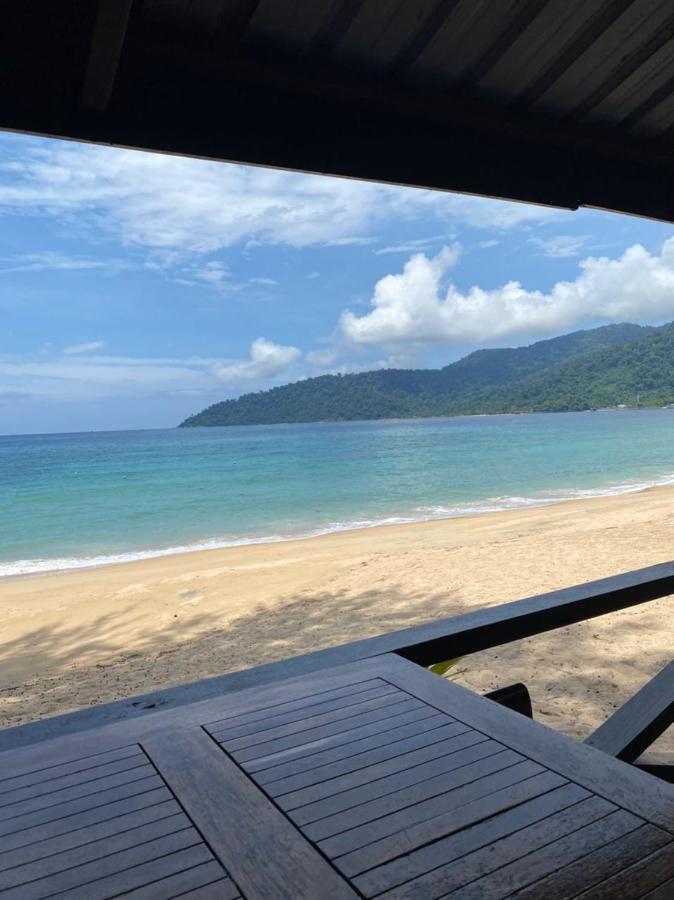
<box><xmin>3</xmin><ymin>408</ymin><xmax>674</xmax><ymax>578</ymax></box>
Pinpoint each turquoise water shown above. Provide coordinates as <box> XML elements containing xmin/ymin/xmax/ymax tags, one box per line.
<box><xmin>2</xmin><ymin>410</ymin><xmax>674</xmax><ymax>576</ymax></box>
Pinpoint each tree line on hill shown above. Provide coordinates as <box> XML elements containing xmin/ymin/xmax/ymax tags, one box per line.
<box><xmin>180</xmin><ymin>322</ymin><xmax>674</xmax><ymax>427</ymax></box>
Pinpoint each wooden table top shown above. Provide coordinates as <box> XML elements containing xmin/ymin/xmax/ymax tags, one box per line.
<box><xmin>1</xmin><ymin>653</ymin><xmax>673</xmax><ymax>899</ymax></box>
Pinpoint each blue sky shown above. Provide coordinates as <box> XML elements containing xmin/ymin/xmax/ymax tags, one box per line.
<box><xmin>0</xmin><ymin>130</ymin><xmax>672</xmax><ymax>434</ymax></box>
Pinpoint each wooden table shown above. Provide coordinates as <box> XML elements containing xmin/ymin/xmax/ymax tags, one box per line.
<box><xmin>1</xmin><ymin>653</ymin><xmax>673</xmax><ymax>899</ymax></box>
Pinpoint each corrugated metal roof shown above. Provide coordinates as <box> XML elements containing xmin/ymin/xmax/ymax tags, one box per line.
<box><xmin>168</xmin><ymin>0</ymin><xmax>674</xmax><ymax>139</ymax></box>
<box><xmin>0</xmin><ymin>0</ymin><xmax>672</xmax><ymax>220</ymax></box>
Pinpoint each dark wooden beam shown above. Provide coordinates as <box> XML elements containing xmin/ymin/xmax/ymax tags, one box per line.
<box><xmin>571</xmin><ymin>12</ymin><xmax>674</xmax><ymax>120</ymax></box>
<box><xmin>80</xmin><ymin>0</ymin><xmax>134</xmax><ymax>110</ymax></box>
<box><xmin>465</xmin><ymin>0</ymin><xmax>552</xmax><ymax>86</ymax></box>
<box><xmin>388</xmin><ymin>0</ymin><xmax>462</xmax><ymax>78</ymax></box>
<box><xmin>621</xmin><ymin>74</ymin><xmax>674</xmax><ymax>131</ymax></box>
<box><xmin>213</xmin><ymin>0</ymin><xmax>262</xmax><ymax>48</ymax></box>
<box><xmin>310</xmin><ymin>0</ymin><xmax>365</xmax><ymax>56</ymax></box>
<box><xmin>1</xmin><ymin>561</ymin><xmax>672</xmax><ymax>752</ymax></box>
<box><xmin>517</xmin><ymin>0</ymin><xmax>636</xmax><ymax>108</ymax></box>
<box><xmin>585</xmin><ymin>660</ymin><xmax>674</xmax><ymax>762</ymax></box>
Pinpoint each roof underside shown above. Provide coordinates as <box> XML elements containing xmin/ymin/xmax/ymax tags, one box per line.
<box><xmin>1</xmin><ymin>0</ymin><xmax>673</xmax><ymax>221</ymax></box>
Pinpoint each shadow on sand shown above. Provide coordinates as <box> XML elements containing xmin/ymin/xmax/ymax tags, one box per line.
<box><xmin>1</xmin><ymin>584</ymin><xmax>671</xmax><ymax>757</ymax></box>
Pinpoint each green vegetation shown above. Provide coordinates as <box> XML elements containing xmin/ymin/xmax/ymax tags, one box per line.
<box><xmin>180</xmin><ymin>322</ymin><xmax>674</xmax><ymax>427</ymax></box>
<box><xmin>427</xmin><ymin>658</ymin><xmax>466</xmax><ymax>680</ymax></box>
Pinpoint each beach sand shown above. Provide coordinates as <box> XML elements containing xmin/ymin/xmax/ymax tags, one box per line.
<box><xmin>1</xmin><ymin>485</ymin><xmax>673</xmax><ymax>758</ymax></box>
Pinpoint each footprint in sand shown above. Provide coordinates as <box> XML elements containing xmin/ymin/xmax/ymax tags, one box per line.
<box><xmin>177</xmin><ymin>589</ymin><xmax>204</xmax><ymax>605</ymax></box>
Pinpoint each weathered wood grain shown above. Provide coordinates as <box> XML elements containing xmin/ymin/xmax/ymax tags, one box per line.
<box><xmin>143</xmin><ymin>725</ymin><xmax>356</xmax><ymax>899</ymax></box>
<box><xmin>301</xmin><ymin>752</ymin><xmax>535</xmax><ymax>838</ymax></box>
<box><xmin>370</xmin><ymin>793</ymin><xmax>615</xmax><ymax>898</ymax></box>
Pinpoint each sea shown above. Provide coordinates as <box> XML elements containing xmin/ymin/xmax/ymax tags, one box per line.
<box><xmin>2</xmin><ymin>409</ymin><xmax>674</xmax><ymax>578</ymax></box>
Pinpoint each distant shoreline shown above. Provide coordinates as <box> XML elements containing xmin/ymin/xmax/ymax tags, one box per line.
<box><xmin>2</xmin><ymin>403</ymin><xmax>672</xmax><ymax>440</ymax></box>
<box><xmin>179</xmin><ymin>403</ymin><xmax>674</xmax><ymax>429</ymax></box>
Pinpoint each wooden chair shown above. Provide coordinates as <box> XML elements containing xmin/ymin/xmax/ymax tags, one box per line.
<box><xmin>484</xmin><ymin>682</ymin><xmax>533</xmax><ymax>718</ymax></box>
<box><xmin>585</xmin><ymin>660</ymin><xmax>674</xmax><ymax>782</ymax></box>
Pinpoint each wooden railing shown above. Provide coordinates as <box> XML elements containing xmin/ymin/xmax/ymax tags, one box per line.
<box><xmin>1</xmin><ymin>561</ymin><xmax>673</xmax><ymax>751</ymax></box>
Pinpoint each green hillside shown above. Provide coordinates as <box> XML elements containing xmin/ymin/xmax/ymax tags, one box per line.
<box><xmin>180</xmin><ymin>322</ymin><xmax>671</xmax><ymax>427</ymax></box>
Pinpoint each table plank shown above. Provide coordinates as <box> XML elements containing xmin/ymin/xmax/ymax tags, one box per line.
<box><xmin>572</xmin><ymin>842</ymin><xmax>674</xmax><ymax>899</ymax></box>
<box><xmin>331</xmin><ymin>771</ymin><xmax>571</xmax><ymax>876</ymax></box>
<box><xmin>260</xmin><ymin>711</ymin><xmax>448</xmax><ymax>792</ymax></box>
<box><xmin>120</xmin><ymin>864</ymin><xmax>240</xmax><ymax>900</ymax></box>
<box><xmin>274</xmin><ymin>728</ymin><xmax>489</xmax><ymax>811</ymax></box>
<box><xmin>374</xmin><ymin>794</ymin><xmax>617</xmax><ymax>899</ymax></box>
<box><xmin>299</xmin><ymin>752</ymin><xmax>534</xmax><ymax>837</ymax></box>
<box><xmin>0</xmin><ymin>742</ymin><xmax>232</xmax><ymax>900</ymax></box>
<box><xmin>233</xmin><ymin>696</ymin><xmax>426</xmax><ymax>766</ymax></box>
<box><xmin>508</xmin><ymin>823</ymin><xmax>672</xmax><ymax>899</ymax></box>
<box><xmin>444</xmin><ymin>808</ymin><xmax>643</xmax><ymax>899</ymax></box>
<box><xmin>380</xmin><ymin>655</ymin><xmax>674</xmax><ymax>833</ymax></box>
<box><xmin>142</xmin><ymin>725</ymin><xmax>357</xmax><ymax>900</ymax></box>
<box><xmin>208</xmin><ymin>680</ymin><xmax>396</xmax><ymax>741</ymax></box>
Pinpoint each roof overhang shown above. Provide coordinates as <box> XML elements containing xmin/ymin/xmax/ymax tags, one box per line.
<box><xmin>0</xmin><ymin>0</ymin><xmax>672</xmax><ymax>221</ymax></box>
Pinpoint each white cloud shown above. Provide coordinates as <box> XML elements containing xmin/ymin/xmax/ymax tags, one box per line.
<box><xmin>531</xmin><ymin>234</ymin><xmax>589</xmax><ymax>258</ymax></box>
<box><xmin>191</xmin><ymin>261</ymin><xmax>230</xmax><ymax>284</ymax></box>
<box><xmin>0</xmin><ymin>137</ymin><xmax>558</xmax><ymax>261</ymax></box>
<box><xmin>0</xmin><ymin>251</ymin><xmax>126</xmax><ymax>275</ymax></box>
<box><xmin>375</xmin><ymin>235</ymin><xmax>451</xmax><ymax>255</ymax></box>
<box><xmin>0</xmin><ymin>342</ymin><xmax>301</xmax><ymax>402</ymax></box>
<box><xmin>211</xmin><ymin>338</ymin><xmax>301</xmax><ymax>383</ymax></box>
<box><xmin>341</xmin><ymin>238</ymin><xmax>674</xmax><ymax>346</ymax></box>
<box><xmin>64</xmin><ymin>341</ymin><xmax>105</xmax><ymax>355</ymax></box>
<box><xmin>249</xmin><ymin>276</ymin><xmax>278</xmax><ymax>286</ymax></box>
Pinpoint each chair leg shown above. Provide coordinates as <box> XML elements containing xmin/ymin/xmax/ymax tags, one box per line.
<box><xmin>484</xmin><ymin>683</ymin><xmax>533</xmax><ymax>718</ymax></box>
<box><xmin>635</xmin><ymin>764</ymin><xmax>674</xmax><ymax>784</ymax></box>
<box><xmin>585</xmin><ymin>660</ymin><xmax>674</xmax><ymax>762</ymax></box>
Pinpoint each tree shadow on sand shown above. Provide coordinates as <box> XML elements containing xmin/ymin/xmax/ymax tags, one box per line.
<box><xmin>1</xmin><ymin>584</ymin><xmax>671</xmax><ymax>760</ymax></box>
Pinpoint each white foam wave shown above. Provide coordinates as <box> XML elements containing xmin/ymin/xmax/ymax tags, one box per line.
<box><xmin>4</xmin><ymin>471</ymin><xmax>674</xmax><ymax>578</ymax></box>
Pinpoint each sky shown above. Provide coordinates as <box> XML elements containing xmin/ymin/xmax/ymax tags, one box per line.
<box><xmin>0</xmin><ymin>130</ymin><xmax>673</xmax><ymax>435</ymax></box>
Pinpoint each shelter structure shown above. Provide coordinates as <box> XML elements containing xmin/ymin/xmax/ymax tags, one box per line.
<box><xmin>1</xmin><ymin>2</ymin><xmax>673</xmax><ymax>897</ymax></box>
<box><xmin>0</xmin><ymin>0</ymin><xmax>672</xmax><ymax>221</ymax></box>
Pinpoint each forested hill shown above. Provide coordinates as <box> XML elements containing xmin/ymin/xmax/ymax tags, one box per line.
<box><xmin>180</xmin><ymin>322</ymin><xmax>674</xmax><ymax>427</ymax></box>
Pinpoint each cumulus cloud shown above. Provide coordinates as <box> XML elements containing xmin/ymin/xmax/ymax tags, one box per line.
<box><xmin>341</xmin><ymin>239</ymin><xmax>674</xmax><ymax>345</ymax></box>
<box><xmin>211</xmin><ymin>338</ymin><xmax>301</xmax><ymax>383</ymax></box>
<box><xmin>64</xmin><ymin>341</ymin><xmax>105</xmax><ymax>355</ymax></box>
<box><xmin>0</xmin><ymin>136</ymin><xmax>558</xmax><ymax>260</ymax></box>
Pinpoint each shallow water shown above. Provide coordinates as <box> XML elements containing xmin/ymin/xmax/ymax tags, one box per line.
<box><xmin>2</xmin><ymin>409</ymin><xmax>674</xmax><ymax>576</ymax></box>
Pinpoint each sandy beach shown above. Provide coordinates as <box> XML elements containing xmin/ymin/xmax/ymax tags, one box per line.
<box><xmin>1</xmin><ymin>485</ymin><xmax>673</xmax><ymax>757</ymax></box>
